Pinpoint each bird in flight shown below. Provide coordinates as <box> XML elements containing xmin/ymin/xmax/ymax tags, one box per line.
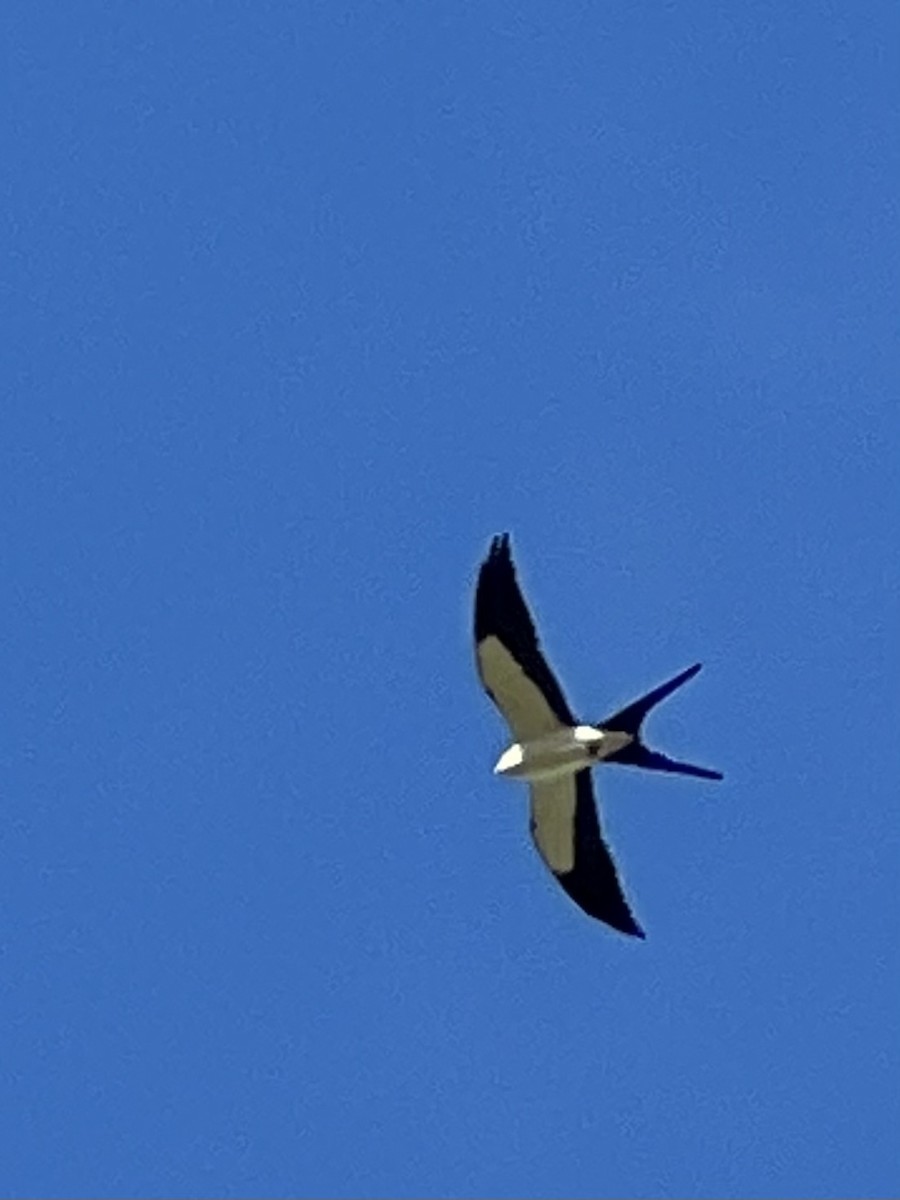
<box><xmin>474</xmin><ymin>533</ymin><xmax>722</xmax><ymax>938</ymax></box>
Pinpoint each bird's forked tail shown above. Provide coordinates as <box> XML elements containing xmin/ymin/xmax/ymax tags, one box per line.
<box><xmin>598</xmin><ymin>663</ymin><xmax>723</xmax><ymax>781</ymax></box>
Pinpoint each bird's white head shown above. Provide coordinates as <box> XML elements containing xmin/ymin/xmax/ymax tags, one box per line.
<box><xmin>493</xmin><ymin>743</ymin><xmax>525</xmax><ymax>777</ymax></box>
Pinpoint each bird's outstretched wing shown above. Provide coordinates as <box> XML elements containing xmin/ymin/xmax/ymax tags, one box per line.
<box><xmin>530</xmin><ymin>769</ymin><xmax>644</xmax><ymax>938</ymax></box>
<box><xmin>474</xmin><ymin>533</ymin><xmax>576</xmax><ymax>740</ymax></box>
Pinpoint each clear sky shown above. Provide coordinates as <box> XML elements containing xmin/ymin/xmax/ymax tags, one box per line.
<box><xmin>3</xmin><ymin>1</ymin><xmax>898</xmax><ymax>1196</ymax></box>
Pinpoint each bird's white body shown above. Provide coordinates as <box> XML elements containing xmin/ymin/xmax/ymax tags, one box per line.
<box><xmin>493</xmin><ymin>726</ymin><xmax>633</xmax><ymax>782</ymax></box>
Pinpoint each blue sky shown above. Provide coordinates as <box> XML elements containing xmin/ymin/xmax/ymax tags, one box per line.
<box><xmin>3</xmin><ymin>1</ymin><xmax>898</xmax><ymax>1196</ymax></box>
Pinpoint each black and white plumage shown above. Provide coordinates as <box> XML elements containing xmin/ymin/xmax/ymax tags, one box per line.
<box><xmin>474</xmin><ymin>533</ymin><xmax>722</xmax><ymax>938</ymax></box>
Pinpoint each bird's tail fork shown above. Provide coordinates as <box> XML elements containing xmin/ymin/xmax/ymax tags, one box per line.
<box><xmin>599</xmin><ymin>663</ymin><xmax>723</xmax><ymax>781</ymax></box>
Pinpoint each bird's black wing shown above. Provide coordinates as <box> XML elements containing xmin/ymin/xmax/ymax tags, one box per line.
<box><xmin>474</xmin><ymin>533</ymin><xmax>576</xmax><ymax>739</ymax></box>
<box><xmin>530</xmin><ymin>769</ymin><xmax>644</xmax><ymax>938</ymax></box>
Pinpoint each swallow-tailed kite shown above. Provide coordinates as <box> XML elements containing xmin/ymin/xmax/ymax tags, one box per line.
<box><xmin>474</xmin><ymin>533</ymin><xmax>722</xmax><ymax>938</ymax></box>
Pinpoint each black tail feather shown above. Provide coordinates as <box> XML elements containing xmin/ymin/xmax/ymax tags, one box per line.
<box><xmin>602</xmin><ymin>662</ymin><xmax>703</xmax><ymax>735</ymax></box>
<box><xmin>600</xmin><ymin>663</ymin><xmax>723</xmax><ymax>781</ymax></box>
<box><xmin>605</xmin><ymin>741</ymin><xmax>723</xmax><ymax>781</ymax></box>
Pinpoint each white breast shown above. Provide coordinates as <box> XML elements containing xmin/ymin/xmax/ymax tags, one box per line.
<box><xmin>494</xmin><ymin>726</ymin><xmax>610</xmax><ymax>782</ymax></box>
